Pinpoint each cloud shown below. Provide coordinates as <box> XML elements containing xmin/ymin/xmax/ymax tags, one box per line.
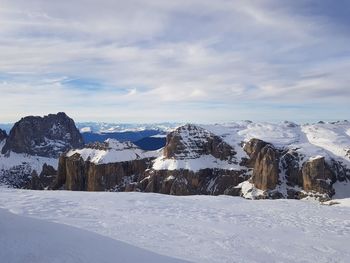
<box><xmin>0</xmin><ymin>0</ymin><xmax>349</xmax><ymax>122</ymax></box>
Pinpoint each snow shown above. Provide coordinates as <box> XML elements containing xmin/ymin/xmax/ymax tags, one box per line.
<box><xmin>151</xmin><ymin>124</ymin><xmax>242</xmax><ymax>171</ymax></box>
<box><xmin>80</xmin><ymin>126</ymin><xmax>92</xmax><ymax>133</ymax></box>
<box><xmin>153</xmin><ymin>155</ymin><xmax>242</xmax><ymax>172</ymax></box>
<box><xmin>150</xmin><ymin>121</ymin><xmax>350</xmax><ymax>174</ymax></box>
<box><xmin>150</xmin><ymin>134</ymin><xmax>167</xmax><ymax>138</ymax></box>
<box><xmin>302</xmin><ymin>122</ymin><xmax>350</xmax><ymax>162</ymax></box>
<box><xmin>203</xmin><ymin>121</ymin><xmax>350</xmax><ymax>166</ymax></box>
<box><xmin>0</xmin><ymin>189</ymin><xmax>349</xmax><ymax>263</ymax></box>
<box><xmin>239</xmin><ymin>181</ymin><xmax>265</xmax><ymax>199</ymax></box>
<box><xmin>0</xmin><ymin>208</ymin><xmax>188</xmax><ymax>263</ymax></box>
<box><xmin>0</xmin><ymin>151</ymin><xmax>57</xmax><ymax>172</ymax></box>
<box><xmin>76</xmin><ymin>122</ymin><xmax>180</xmax><ymax>133</ymax></box>
<box><xmin>67</xmin><ymin>139</ymin><xmax>158</xmax><ymax>164</ymax></box>
<box><xmin>328</xmin><ymin>181</ymin><xmax>350</xmax><ymax>207</ymax></box>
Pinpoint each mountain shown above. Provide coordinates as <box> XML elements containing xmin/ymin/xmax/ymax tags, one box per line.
<box><xmin>76</xmin><ymin>122</ymin><xmax>180</xmax><ymax>134</ymax></box>
<box><xmin>81</xmin><ymin>129</ymin><xmax>162</xmax><ymax>145</ymax></box>
<box><xmin>2</xmin><ymin>112</ymin><xmax>83</xmax><ymax>158</ymax></box>
<box><xmin>0</xmin><ymin>113</ymin><xmax>83</xmax><ymax>188</ymax></box>
<box><xmin>0</xmin><ymin>129</ymin><xmax>7</xmax><ymax>142</ymax></box>
<box><xmin>55</xmin><ymin>139</ymin><xmax>157</xmax><ymax>191</ymax></box>
<box><xmin>1</xmin><ymin>114</ymin><xmax>349</xmax><ymax>201</ymax></box>
<box><xmin>56</xmin><ymin>121</ymin><xmax>350</xmax><ymax>200</ymax></box>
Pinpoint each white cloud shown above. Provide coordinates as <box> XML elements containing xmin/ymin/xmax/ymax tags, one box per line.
<box><xmin>0</xmin><ymin>0</ymin><xmax>349</xmax><ymax>122</ymax></box>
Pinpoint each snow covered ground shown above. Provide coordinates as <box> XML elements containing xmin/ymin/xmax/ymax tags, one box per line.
<box><xmin>0</xmin><ymin>208</ymin><xmax>189</xmax><ymax>263</ymax></box>
<box><xmin>0</xmin><ymin>189</ymin><xmax>349</xmax><ymax>263</ymax></box>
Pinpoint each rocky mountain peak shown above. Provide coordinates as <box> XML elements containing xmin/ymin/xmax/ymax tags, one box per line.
<box><xmin>0</xmin><ymin>129</ymin><xmax>7</xmax><ymax>142</ymax></box>
<box><xmin>163</xmin><ymin>124</ymin><xmax>236</xmax><ymax>161</ymax></box>
<box><xmin>1</xmin><ymin>112</ymin><xmax>83</xmax><ymax>158</ymax></box>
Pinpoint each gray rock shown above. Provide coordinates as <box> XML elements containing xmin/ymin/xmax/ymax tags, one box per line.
<box><xmin>164</xmin><ymin>124</ymin><xmax>236</xmax><ymax>161</ymax></box>
<box><xmin>2</xmin><ymin>112</ymin><xmax>83</xmax><ymax>158</ymax></box>
<box><xmin>0</xmin><ymin>129</ymin><xmax>7</xmax><ymax>141</ymax></box>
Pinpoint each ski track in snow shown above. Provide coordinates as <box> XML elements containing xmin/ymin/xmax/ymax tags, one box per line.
<box><xmin>0</xmin><ymin>189</ymin><xmax>349</xmax><ymax>263</ymax></box>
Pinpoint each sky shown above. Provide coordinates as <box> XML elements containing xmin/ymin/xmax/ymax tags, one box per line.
<box><xmin>0</xmin><ymin>0</ymin><xmax>349</xmax><ymax>123</ymax></box>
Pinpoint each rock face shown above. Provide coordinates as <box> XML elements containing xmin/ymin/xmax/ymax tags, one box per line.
<box><xmin>139</xmin><ymin>125</ymin><xmax>248</xmax><ymax>195</ymax></box>
<box><xmin>24</xmin><ymin>164</ymin><xmax>58</xmax><ymax>190</ymax></box>
<box><xmin>54</xmin><ymin>125</ymin><xmax>249</xmax><ymax>195</ymax></box>
<box><xmin>24</xmin><ymin>121</ymin><xmax>349</xmax><ymax>201</ymax></box>
<box><xmin>164</xmin><ymin>124</ymin><xmax>236</xmax><ymax>161</ymax></box>
<box><xmin>301</xmin><ymin>157</ymin><xmax>334</xmax><ymax>194</ymax></box>
<box><xmin>54</xmin><ymin>140</ymin><xmax>154</xmax><ymax>191</ymax></box>
<box><xmin>243</xmin><ymin>138</ymin><xmax>342</xmax><ymax>199</ymax></box>
<box><xmin>2</xmin><ymin>112</ymin><xmax>83</xmax><ymax>158</ymax></box>
<box><xmin>138</xmin><ymin>169</ymin><xmax>246</xmax><ymax>196</ymax></box>
<box><xmin>244</xmin><ymin>139</ymin><xmax>279</xmax><ymax>190</ymax></box>
<box><xmin>0</xmin><ymin>129</ymin><xmax>7</xmax><ymax>142</ymax></box>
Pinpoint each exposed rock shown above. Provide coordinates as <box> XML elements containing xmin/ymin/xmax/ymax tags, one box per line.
<box><xmin>2</xmin><ymin>112</ymin><xmax>83</xmax><ymax>158</ymax></box>
<box><xmin>243</xmin><ymin>139</ymin><xmax>270</xmax><ymax>167</ymax></box>
<box><xmin>244</xmin><ymin>139</ymin><xmax>280</xmax><ymax>191</ymax></box>
<box><xmin>223</xmin><ymin>186</ymin><xmax>241</xmax><ymax>196</ymax></box>
<box><xmin>164</xmin><ymin>124</ymin><xmax>236</xmax><ymax>161</ymax></box>
<box><xmin>24</xmin><ymin>164</ymin><xmax>57</xmax><ymax>190</ymax></box>
<box><xmin>139</xmin><ymin>168</ymin><xmax>248</xmax><ymax>196</ymax></box>
<box><xmin>55</xmin><ymin>146</ymin><xmax>153</xmax><ymax>191</ymax></box>
<box><xmin>170</xmin><ymin>176</ymin><xmax>190</xmax><ymax>195</ymax></box>
<box><xmin>139</xmin><ymin>124</ymin><xmax>247</xmax><ymax>196</ymax></box>
<box><xmin>25</xmin><ymin>170</ymin><xmax>44</xmax><ymax>190</ymax></box>
<box><xmin>0</xmin><ymin>129</ymin><xmax>7</xmax><ymax>141</ymax></box>
<box><xmin>281</xmin><ymin>150</ymin><xmax>303</xmax><ymax>187</ymax></box>
<box><xmin>301</xmin><ymin>157</ymin><xmax>334</xmax><ymax>195</ymax></box>
<box><xmin>243</xmin><ymin>138</ymin><xmax>345</xmax><ymax>199</ymax></box>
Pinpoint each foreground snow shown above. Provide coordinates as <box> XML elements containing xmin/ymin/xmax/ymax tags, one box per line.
<box><xmin>0</xmin><ymin>189</ymin><xmax>349</xmax><ymax>263</ymax></box>
<box><xmin>0</xmin><ymin>209</ymin><xmax>188</xmax><ymax>263</ymax></box>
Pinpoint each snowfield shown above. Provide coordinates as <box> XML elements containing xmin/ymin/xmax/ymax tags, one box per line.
<box><xmin>0</xmin><ymin>189</ymin><xmax>349</xmax><ymax>263</ymax></box>
<box><xmin>0</xmin><ymin>208</ymin><xmax>189</xmax><ymax>263</ymax></box>
<box><xmin>67</xmin><ymin>139</ymin><xmax>158</xmax><ymax>164</ymax></box>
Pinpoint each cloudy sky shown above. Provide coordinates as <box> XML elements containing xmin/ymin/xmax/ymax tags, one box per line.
<box><xmin>0</xmin><ymin>0</ymin><xmax>349</xmax><ymax>123</ymax></box>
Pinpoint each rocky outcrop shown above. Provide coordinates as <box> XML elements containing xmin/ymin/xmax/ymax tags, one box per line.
<box><xmin>54</xmin><ymin>124</ymin><xmax>249</xmax><ymax>195</ymax></box>
<box><xmin>138</xmin><ymin>125</ymin><xmax>248</xmax><ymax>196</ymax></box>
<box><xmin>2</xmin><ymin>112</ymin><xmax>83</xmax><ymax>158</ymax></box>
<box><xmin>24</xmin><ymin>164</ymin><xmax>57</xmax><ymax>190</ymax></box>
<box><xmin>0</xmin><ymin>129</ymin><xmax>7</xmax><ymax>142</ymax></box>
<box><xmin>164</xmin><ymin>124</ymin><xmax>236</xmax><ymax>161</ymax></box>
<box><xmin>54</xmin><ymin>140</ymin><xmax>154</xmax><ymax>191</ymax></box>
<box><xmin>137</xmin><ymin>169</ymin><xmax>247</xmax><ymax>196</ymax></box>
<box><xmin>243</xmin><ymin>138</ymin><xmax>347</xmax><ymax>199</ymax></box>
<box><xmin>301</xmin><ymin>157</ymin><xmax>334</xmax><ymax>194</ymax></box>
<box><xmin>22</xmin><ymin>121</ymin><xmax>348</xmax><ymax>201</ymax></box>
<box><xmin>244</xmin><ymin>139</ymin><xmax>279</xmax><ymax>190</ymax></box>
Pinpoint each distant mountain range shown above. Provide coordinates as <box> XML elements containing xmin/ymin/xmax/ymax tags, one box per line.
<box><xmin>0</xmin><ymin>113</ymin><xmax>349</xmax><ymax>201</ymax></box>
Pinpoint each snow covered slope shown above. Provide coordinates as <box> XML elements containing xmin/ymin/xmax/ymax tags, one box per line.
<box><xmin>202</xmin><ymin>120</ymin><xmax>350</xmax><ymax>165</ymax></box>
<box><xmin>0</xmin><ymin>208</ymin><xmax>188</xmax><ymax>263</ymax></box>
<box><xmin>0</xmin><ymin>189</ymin><xmax>349</xmax><ymax>263</ymax></box>
<box><xmin>67</xmin><ymin>139</ymin><xmax>158</xmax><ymax>164</ymax></box>
<box><xmin>0</xmin><ymin>141</ymin><xmax>57</xmax><ymax>187</ymax></box>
